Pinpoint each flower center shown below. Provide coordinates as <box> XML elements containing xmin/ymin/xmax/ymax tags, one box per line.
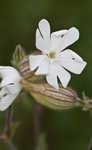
<box><xmin>48</xmin><ymin>52</ymin><xmax>56</xmax><ymax>59</ymax></box>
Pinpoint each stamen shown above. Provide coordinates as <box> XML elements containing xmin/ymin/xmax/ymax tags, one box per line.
<box><xmin>49</xmin><ymin>52</ymin><xmax>56</xmax><ymax>59</ymax></box>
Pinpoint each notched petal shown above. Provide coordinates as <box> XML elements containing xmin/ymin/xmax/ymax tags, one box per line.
<box><xmin>38</xmin><ymin>19</ymin><xmax>50</xmax><ymax>39</ymax></box>
<box><xmin>36</xmin><ymin>19</ymin><xmax>51</xmax><ymax>52</ymax></box>
<box><xmin>51</xmin><ymin>27</ymin><xmax>79</xmax><ymax>52</ymax></box>
<box><xmin>58</xmin><ymin>49</ymin><xmax>87</xmax><ymax>74</ymax></box>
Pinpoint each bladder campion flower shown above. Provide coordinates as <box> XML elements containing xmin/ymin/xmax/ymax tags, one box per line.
<box><xmin>29</xmin><ymin>19</ymin><xmax>87</xmax><ymax>89</ymax></box>
<box><xmin>0</xmin><ymin>66</ymin><xmax>22</xmax><ymax>111</ymax></box>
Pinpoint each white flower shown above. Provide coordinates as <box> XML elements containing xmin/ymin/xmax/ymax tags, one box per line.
<box><xmin>29</xmin><ymin>19</ymin><xmax>87</xmax><ymax>89</ymax></box>
<box><xmin>0</xmin><ymin>66</ymin><xmax>22</xmax><ymax>111</ymax></box>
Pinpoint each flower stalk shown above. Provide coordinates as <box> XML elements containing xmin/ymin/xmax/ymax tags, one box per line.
<box><xmin>6</xmin><ymin>139</ymin><xmax>17</xmax><ymax>150</ymax></box>
<box><xmin>5</xmin><ymin>105</ymin><xmax>13</xmax><ymax>138</ymax></box>
<box><xmin>32</xmin><ymin>103</ymin><xmax>44</xmax><ymax>150</ymax></box>
<box><xmin>0</xmin><ymin>105</ymin><xmax>17</xmax><ymax>150</ymax></box>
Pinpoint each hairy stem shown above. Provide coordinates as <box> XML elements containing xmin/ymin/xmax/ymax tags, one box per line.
<box><xmin>32</xmin><ymin>103</ymin><xmax>44</xmax><ymax>150</ymax></box>
<box><xmin>3</xmin><ymin>105</ymin><xmax>17</xmax><ymax>150</ymax></box>
<box><xmin>6</xmin><ymin>139</ymin><xmax>17</xmax><ymax>150</ymax></box>
<box><xmin>5</xmin><ymin>105</ymin><xmax>13</xmax><ymax>137</ymax></box>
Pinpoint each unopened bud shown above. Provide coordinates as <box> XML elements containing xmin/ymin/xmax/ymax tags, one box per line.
<box><xmin>11</xmin><ymin>44</ymin><xmax>26</xmax><ymax>68</ymax></box>
<box><xmin>20</xmin><ymin>79</ymin><xmax>80</xmax><ymax>110</ymax></box>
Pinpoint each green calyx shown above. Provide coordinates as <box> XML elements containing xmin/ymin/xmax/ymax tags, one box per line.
<box><xmin>20</xmin><ymin>79</ymin><xmax>81</xmax><ymax>111</ymax></box>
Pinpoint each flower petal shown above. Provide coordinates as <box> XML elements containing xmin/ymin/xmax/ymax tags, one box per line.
<box><xmin>0</xmin><ymin>66</ymin><xmax>18</xmax><ymax>78</ymax></box>
<box><xmin>58</xmin><ymin>49</ymin><xmax>87</xmax><ymax>74</ymax></box>
<box><xmin>29</xmin><ymin>55</ymin><xmax>48</xmax><ymax>74</ymax></box>
<box><xmin>29</xmin><ymin>55</ymin><xmax>45</xmax><ymax>71</ymax></box>
<box><xmin>46</xmin><ymin>63</ymin><xmax>71</xmax><ymax>89</ymax></box>
<box><xmin>51</xmin><ymin>30</ymin><xmax>68</xmax><ymax>38</ymax></box>
<box><xmin>0</xmin><ymin>66</ymin><xmax>22</xmax><ymax>111</ymax></box>
<box><xmin>57</xmin><ymin>65</ymin><xmax>71</xmax><ymax>88</ymax></box>
<box><xmin>0</xmin><ymin>93</ymin><xmax>16</xmax><ymax>111</ymax></box>
<box><xmin>46</xmin><ymin>64</ymin><xmax>59</xmax><ymax>89</ymax></box>
<box><xmin>35</xmin><ymin>57</ymin><xmax>49</xmax><ymax>75</ymax></box>
<box><xmin>6</xmin><ymin>83</ymin><xmax>22</xmax><ymax>95</ymax></box>
<box><xmin>0</xmin><ymin>66</ymin><xmax>22</xmax><ymax>87</ymax></box>
<box><xmin>36</xmin><ymin>19</ymin><xmax>51</xmax><ymax>53</ymax></box>
<box><xmin>38</xmin><ymin>19</ymin><xmax>50</xmax><ymax>39</ymax></box>
<box><xmin>51</xmin><ymin>27</ymin><xmax>79</xmax><ymax>52</ymax></box>
<box><xmin>0</xmin><ymin>85</ymin><xmax>20</xmax><ymax>111</ymax></box>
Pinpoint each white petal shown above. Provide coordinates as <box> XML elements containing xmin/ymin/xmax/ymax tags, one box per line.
<box><xmin>0</xmin><ymin>82</ymin><xmax>21</xmax><ymax>111</ymax></box>
<box><xmin>58</xmin><ymin>49</ymin><xmax>87</xmax><ymax>74</ymax></box>
<box><xmin>57</xmin><ymin>65</ymin><xmax>71</xmax><ymax>88</ymax></box>
<box><xmin>6</xmin><ymin>83</ymin><xmax>22</xmax><ymax>95</ymax></box>
<box><xmin>46</xmin><ymin>63</ymin><xmax>71</xmax><ymax>89</ymax></box>
<box><xmin>0</xmin><ymin>66</ymin><xmax>19</xmax><ymax>78</ymax></box>
<box><xmin>36</xmin><ymin>19</ymin><xmax>51</xmax><ymax>53</ymax></box>
<box><xmin>46</xmin><ymin>64</ymin><xmax>59</xmax><ymax>89</ymax></box>
<box><xmin>51</xmin><ymin>27</ymin><xmax>79</xmax><ymax>52</ymax></box>
<box><xmin>0</xmin><ymin>66</ymin><xmax>22</xmax><ymax>111</ymax></box>
<box><xmin>35</xmin><ymin>57</ymin><xmax>49</xmax><ymax>75</ymax></box>
<box><xmin>38</xmin><ymin>19</ymin><xmax>50</xmax><ymax>39</ymax></box>
<box><xmin>51</xmin><ymin>30</ymin><xmax>68</xmax><ymax>38</ymax></box>
<box><xmin>0</xmin><ymin>66</ymin><xmax>22</xmax><ymax>87</ymax></box>
<box><xmin>29</xmin><ymin>55</ymin><xmax>48</xmax><ymax>71</ymax></box>
<box><xmin>0</xmin><ymin>87</ymin><xmax>19</xmax><ymax>111</ymax></box>
<box><xmin>0</xmin><ymin>95</ymin><xmax>16</xmax><ymax>111</ymax></box>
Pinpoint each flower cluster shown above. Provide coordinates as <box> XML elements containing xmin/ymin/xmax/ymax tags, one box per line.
<box><xmin>0</xmin><ymin>19</ymin><xmax>87</xmax><ymax>111</ymax></box>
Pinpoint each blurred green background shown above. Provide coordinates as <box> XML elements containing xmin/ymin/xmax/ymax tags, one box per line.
<box><xmin>0</xmin><ymin>0</ymin><xmax>92</xmax><ymax>149</ymax></box>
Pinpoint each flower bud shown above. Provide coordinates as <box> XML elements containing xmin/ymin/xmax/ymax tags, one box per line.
<box><xmin>11</xmin><ymin>44</ymin><xmax>26</xmax><ymax>68</ymax></box>
<box><xmin>20</xmin><ymin>79</ymin><xmax>80</xmax><ymax>110</ymax></box>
